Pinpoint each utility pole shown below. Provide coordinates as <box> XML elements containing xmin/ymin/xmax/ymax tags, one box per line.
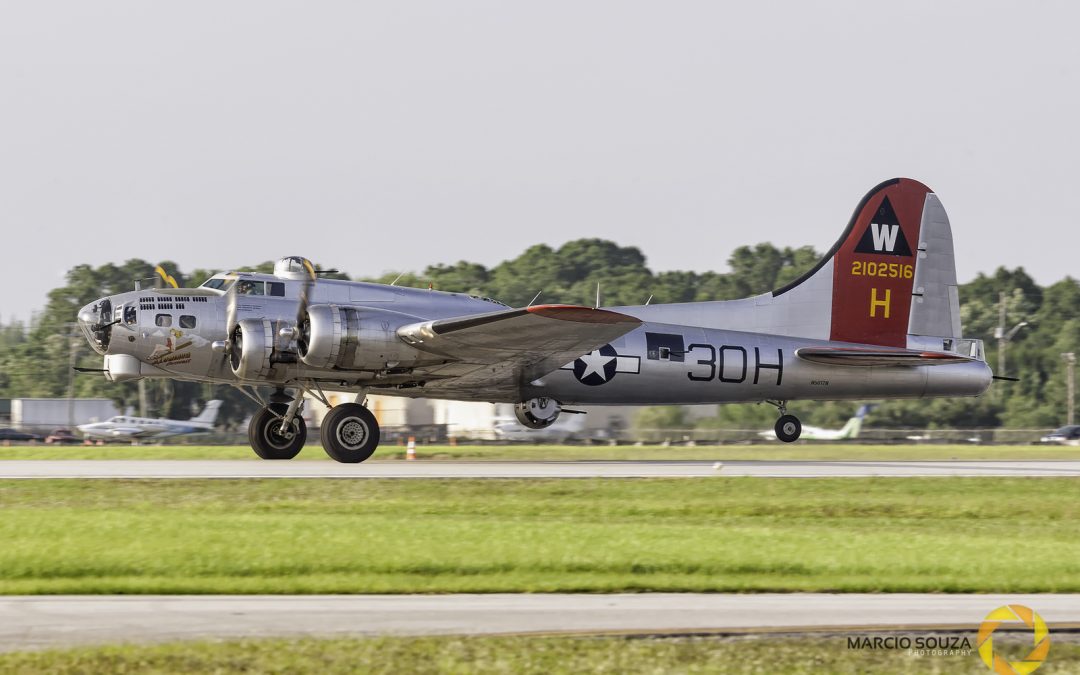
<box><xmin>993</xmin><ymin>291</ymin><xmax>1027</xmax><ymax>397</ymax></box>
<box><xmin>997</xmin><ymin>292</ymin><xmax>1007</xmax><ymax>381</ymax></box>
<box><xmin>67</xmin><ymin>323</ymin><xmax>79</xmax><ymax>429</ymax></box>
<box><xmin>138</xmin><ymin>379</ymin><xmax>148</xmax><ymax>418</ymax></box>
<box><xmin>1064</xmin><ymin>353</ymin><xmax>1076</xmax><ymax>426</ymax></box>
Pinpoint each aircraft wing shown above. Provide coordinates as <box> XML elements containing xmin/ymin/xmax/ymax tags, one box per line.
<box><xmin>398</xmin><ymin>304</ymin><xmax>641</xmax><ymax>394</ymax></box>
<box><xmin>106</xmin><ymin>426</ymin><xmax>149</xmax><ymax>438</ymax></box>
<box><xmin>795</xmin><ymin>347</ymin><xmax>974</xmax><ymax>367</ymax></box>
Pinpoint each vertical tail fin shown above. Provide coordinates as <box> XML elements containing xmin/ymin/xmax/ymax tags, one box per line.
<box><xmin>192</xmin><ymin>400</ymin><xmax>223</xmax><ymax>425</ymax></box>
<box><xmin>826</xmin><ymin>178</ymin><xmax>929</xmax><ymax>347</ymax></box>
<box><xmin>614</xmin><ymin>178</ymin><xmax>963</xmax><ymax>349</ymax></box>
<box><xmin>838</xmin><ymin>405</ymin><xmax>872</xmax><ymax>439</ymax></box>
<box><xmin>775</xmin><ymin>178</ymin><xmax>961</xmax><ymax>347</ymax></box>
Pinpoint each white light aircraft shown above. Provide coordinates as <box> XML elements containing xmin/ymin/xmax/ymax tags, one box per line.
<box><xmin>78</xmin><ymin>400</ymin><xmax>223</xmax><ymax>441</ymax></box>
<box><xmin>759</xmin><ymin>404</ymin><xmax>873</xmax><ymax>441</ymax></box>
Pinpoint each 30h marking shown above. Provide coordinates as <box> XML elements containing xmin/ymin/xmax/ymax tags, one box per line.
<box><xmin>870</xmin><ymin>288</ymin><xmax>891</xmax><ymax>318</ymax></box>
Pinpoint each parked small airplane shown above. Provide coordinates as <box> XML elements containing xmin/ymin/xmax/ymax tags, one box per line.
<box><xmin>758</xmin><ymin>404</ymin><xmax>873</xmax><ymax>441</ymax></box>
<box><xmin>77</xmin><ymin>178</ymin><xmax>994</xmax><ymax>462</ymax></box>
<box><xmin>78</xmin><ymin>400</ymin><xmax>223</xmax><ymax>441</ymax></box>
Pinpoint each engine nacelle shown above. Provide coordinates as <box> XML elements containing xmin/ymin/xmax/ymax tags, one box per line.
<box><xmin>298</xmin><ymin>305</ymin><xmax>425</xmax><ymax>371</ymax></box>
<box><xmin>230</xmin><ymin>318</ymin><xmax>274</xmax><ymax>380</ymax></box>
<box><xmin>514</xmin><ymin>398</ymin><xmax>562</xmax><ymax>429</ymax></box>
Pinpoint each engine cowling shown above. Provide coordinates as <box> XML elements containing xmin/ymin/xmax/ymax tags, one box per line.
<box><xmin>514</xmin><ymin>398</ymin><xmax>562</xmax><ymax>429</ymax></box>
<box><xmin>298</xmin><ymin>304</ymin><xmax>425</xmax><ymax>371</ymax></box>
<box><xmin>230</xmin><ymin>318</ymin><xmax>274</xmax><ymax>380</ymax></box>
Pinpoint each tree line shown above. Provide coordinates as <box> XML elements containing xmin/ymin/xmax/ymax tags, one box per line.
<box><xmin>0</xmin><ymin>240</ymin><xmax>1075</xmax><ymax>431</ymax></box>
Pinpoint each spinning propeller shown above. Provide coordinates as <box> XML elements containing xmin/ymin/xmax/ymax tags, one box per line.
<box><xmin>294</xmin><ymin>257</ymin><xmax>317</xmax><ymax>355</ymax></box>
<box><xmin>217</xmin><ymin>257</ymin><xmax>322</xmax><ymax>375</ymax></box>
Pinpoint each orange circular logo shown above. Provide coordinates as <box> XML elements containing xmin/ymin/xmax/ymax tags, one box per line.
<box><xmin>977</xmin><ymin>605</ymin><xmax>1050</xmax><ymax>674</ymax></box>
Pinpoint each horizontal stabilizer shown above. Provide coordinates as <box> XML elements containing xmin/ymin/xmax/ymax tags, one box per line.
<box><xmin>796</xmin><ymin>347</ymin><xmax>973</xmax><ymax>367</ymax></box>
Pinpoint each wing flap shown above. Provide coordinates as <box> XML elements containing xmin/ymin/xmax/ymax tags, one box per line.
<box><xmin>796</xmin><ymin>346</ymin><xmax>973</xmax><ymax>367</ymax></box>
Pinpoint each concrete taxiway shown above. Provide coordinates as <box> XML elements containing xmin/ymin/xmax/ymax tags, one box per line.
<box><xmin>0</xmin><ymin>459</ymin><xmax>1079</xmax><ymax>479</ymax></box>
<box><xmin>2</xmin><ymin>594</ymin><xmax>1079</xmax><ymax>651</ymax></box>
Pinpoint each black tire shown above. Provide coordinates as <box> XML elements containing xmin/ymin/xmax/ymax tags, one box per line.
<box><xmin>775</xmin><ymin>414</ymin><xmax>802</xmax><ymax>443</ymax></box>
<box><xmin>248</xmin><ymin>404</ymin><xmax>306</xmax><ymax>460</ymax></box>
<box><xmin>320</xmin><ymin>403</ymin><xmax>380</xmax><ymax>463</ymax></box>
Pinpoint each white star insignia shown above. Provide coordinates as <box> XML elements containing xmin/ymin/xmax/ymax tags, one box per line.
<box><xmin>578</xmin><ymin>350</ymin><xmax>616</xmax><ymax>381</ymax></box>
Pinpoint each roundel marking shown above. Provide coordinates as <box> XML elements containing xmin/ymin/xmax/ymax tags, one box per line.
<box><xmin>572</xmin><ymin>344</ymin><xmax>619</xmax><ymax>386</ymax></box>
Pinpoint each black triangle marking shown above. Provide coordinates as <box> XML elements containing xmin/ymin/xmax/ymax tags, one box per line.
<box><xmin>854</xmin><ymin>195</ymin><xmax>912</xmax><ymax>256</ymax></box>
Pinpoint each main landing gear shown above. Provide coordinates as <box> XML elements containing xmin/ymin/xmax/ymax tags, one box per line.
<box><xmin>768</xmin><ymin>400</ymin><xmax>802</xmax><ymax>443</ymax></box>
<box><xmin>248</xmin><ymin>391</ymin><xmax>307</xmax><ymax>460</ymax></box>
<box><xmin>319</xmin><ymin>402</ymin><xmax>380</xmax><ymax>463</ymax></box>
<box><xmin>246</xmin><ymin>389</ymin><xmax>381</xmax><ymax>463</ymax></box>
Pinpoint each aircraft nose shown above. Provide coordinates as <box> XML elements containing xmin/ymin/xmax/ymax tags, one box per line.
<box><xmin>77</xmin><ymin>297</ymin><xmax>115</xmax><ymax>355</ymax></box>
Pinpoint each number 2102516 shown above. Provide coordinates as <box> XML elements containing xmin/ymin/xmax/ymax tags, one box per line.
<box><xmin>851</xmin><ymin>261</ymin><xmax>913</xmax><ymax>279</ymax></box>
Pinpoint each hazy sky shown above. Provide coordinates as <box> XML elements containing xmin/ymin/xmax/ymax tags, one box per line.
<box><xmin>1</xmin><ymin>1</ymin><xmax>1077</xmax><ymax>322</ymax></box>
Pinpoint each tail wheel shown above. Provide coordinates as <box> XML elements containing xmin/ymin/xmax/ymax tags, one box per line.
<box><xmin>775</xmin><ymin>414</ymin><xmax>802</xmax><ymax>443</ymax></box>
<box><xmin>248</xmin><ymin>404</ymin><xmax>306</xmax><ymax>460</ymax></box>
<box><xmin>320</xmin><ymin>403</ymin><xmax>380</xmax><ymax>463</ymax></box>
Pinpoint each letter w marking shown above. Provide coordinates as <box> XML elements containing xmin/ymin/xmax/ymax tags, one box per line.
<box><xmin>871</xmin><ymin>223</ymin><xmax>898</xmax><ymax>252</ymax></box>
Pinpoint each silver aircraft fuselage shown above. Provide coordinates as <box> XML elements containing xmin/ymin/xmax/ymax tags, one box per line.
<box><xmin>527</xmin><ymin>321</ymin><xmax>991</xmax><ymax>405</ymax></box>
<box><xmin>77</xmin><ymin>274</ymin><xmax>991</xmax><ymax>406</ymax></box>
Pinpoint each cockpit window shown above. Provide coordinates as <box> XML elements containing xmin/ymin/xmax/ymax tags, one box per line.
<box><xmin>201</xmin><ymin>278</ymin><xmax>235</xmax><ymax>291</ymax></box>
<box><xmin>179</xmin><ymin>315</ymin><xmax>197</xmax><ymax>329</ymax></box>
<box><xmin>124</xmin><ymin>305</ymin><xmax>137</xmax><ymax>326</ymax></box>
<box><xmin>268</xmin><ymin>281</ymin><xmax>285</xmax><ymax>297</ymax></box>
<box><xmin>236</xmin><ymin>280</ymin><xmax>265</xmax><ymax>296</ymax></box>
<box><xmin>155</xmin><ymin>314</ymin><xmax>172</xmax><ymax>327</ymax></box>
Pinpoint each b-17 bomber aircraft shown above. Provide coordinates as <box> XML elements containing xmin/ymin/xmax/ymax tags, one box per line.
<box><xmin>78</xmin><ymin>400</ymin><xmax>222</xmax><ymax>442</ymax></box>
<box><xmin>77</xmin><ymin>178</ymin><xmax>993</xmax><ymax>463</ymax></box>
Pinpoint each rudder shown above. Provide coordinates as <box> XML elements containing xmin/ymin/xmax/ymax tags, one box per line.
<box><xmin>829</xmin><ymin>178</ymin><xmax>930</xmax><ymax>347</ymax></box>
<box><xmin>775</xmin><ymin>178</ymin><xmax>960</xmax><ymax>347</ymax></box>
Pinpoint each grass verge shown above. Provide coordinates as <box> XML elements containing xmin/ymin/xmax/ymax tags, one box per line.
<box><xmin>2</xmin><ymin>635</ymin><xmax>1079</xmax><ymax>675</ymax></box>
<box><xmin>1</xmin><ymin>478</ymin><xmax>1078</xmax><ymax>594</ymax></box>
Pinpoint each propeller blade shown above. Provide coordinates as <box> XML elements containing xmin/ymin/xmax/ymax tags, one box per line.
<box><xmin>295</xmin><ymin>258</ymin><xmax>317</xmax><ymax>328</ymax></box>
<box><xmin>224</xmin><ymin>282</ymin><xmax>238</xmax><ymax>343</ymax></box>
<box><xmin>154</xmin><ymin>265</ymin><xmax>179</xmax><ymax>289</ymax></box>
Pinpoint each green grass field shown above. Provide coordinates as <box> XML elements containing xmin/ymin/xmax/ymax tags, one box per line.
<box><xmin>1</xmin><ymin>477</ymin><xmax>1078</xmax><ymax>594</ymax></box>
<box><xmin>3</xmin><ymin>442</ymin><xmax>1080</xmax><ymax>461</ymax></box>
<box><xmin>2</xmin><ymin>635</ymin><xmax>1078</xmax><ymax>674</ymax></box>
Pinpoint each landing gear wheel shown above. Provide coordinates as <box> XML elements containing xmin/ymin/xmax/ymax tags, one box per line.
<box><xmin>248</xmin><ymin>404</ymin><xmax>306</xmax><ymax>460</ymax></box>
<box><xmin>775</xmin><ymin>415</ymin><xmax>802</xmax><ymax>443</ymax></box>
<box><xmin>320</xmin><ymin>403</ymin><xmax>380</xmax><ymax>463</ymax></box>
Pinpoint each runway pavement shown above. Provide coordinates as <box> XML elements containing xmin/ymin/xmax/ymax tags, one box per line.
<box><xmin>0</xmin><ymin>459</ymin><xmax>1079</xmax><ymax>478</ymax></box>
<box><xmin>2</xmin><ymin>593</ymin><xmax>1079</xmax><ymax>651</ymax></box>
